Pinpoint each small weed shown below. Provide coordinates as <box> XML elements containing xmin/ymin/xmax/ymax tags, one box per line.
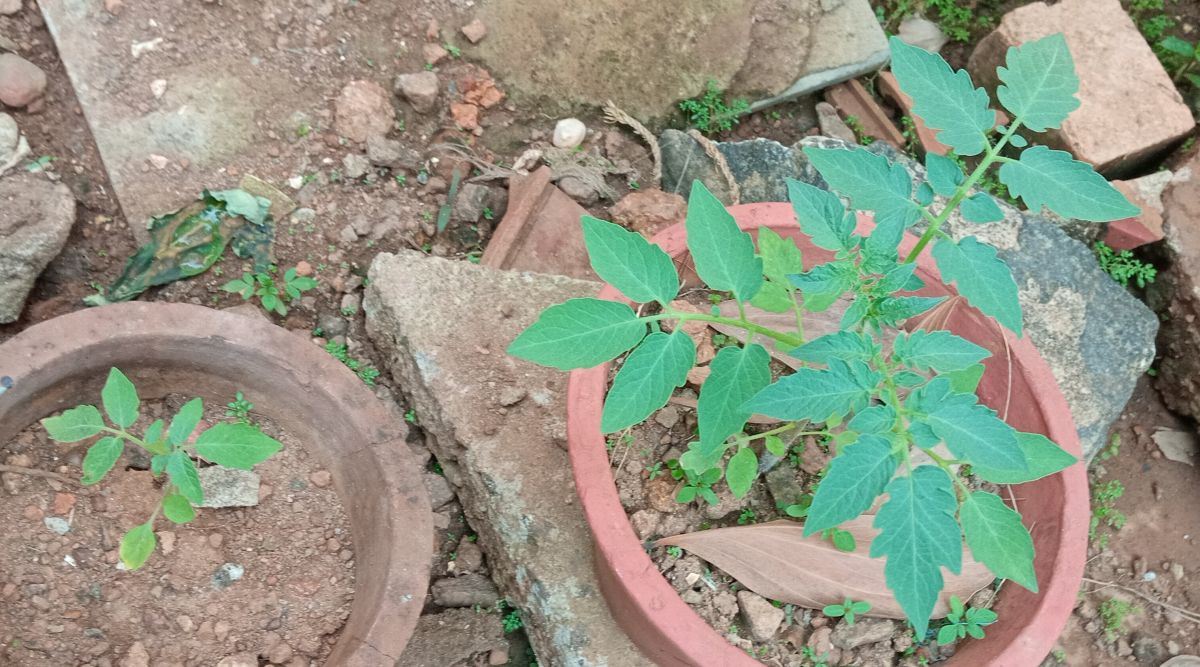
<box><xmin>225</xmin><ymin>391</ymin><xmax>254</xmax><ymax>424</ymax></box>
<box><xmin>444</xmin><ymin>43</ymin><xmax>462</xmax><ymax>58</ymax></box>
<box><xmin>736</xmin><ymin>508</ymin><xmax>756</xmax><ymax>525</ymax></box>
<box><xmin>341</xmin><ymin>305</ymin><xmax>358</xmax><ymax>317</ymax></box>
<box><xmin>222</xmin><ymin>265</ymin><xmax>317</xmax><ymax>316</ymax></box>
<box><xmin>679</xmin><ymin>80</ymin><xmax>750</xmax><ymax>135</ymax></box>
<box><xmin>395</xmin><ymin>174</ymin><xmax>407</xmax><ymax>186</ymax></box>
<box><xmin>1090</xmin><ymin>479</ymin><xmax>1126</xmax><ymax>548</ymax></box>
<box><xmin>629</xmin><ymin>179</ymin><xmax>640</xmax><ymax>190</ymax></box>
<box><xmin>844</xmin><ymin>115</ymin><xmax>874</xmax><ymax>146</ymax></box>
<box><xmin>1100</xmin><ymin>598</ymin><xmax>1139</xmax><ymax>641</ymax></box>
<box><xmin>482</xmin><ymin>207</ymin><xmax>495</xmax><ymax>221</ymax></box>
<box><xmin>502</xmin><ymin>609</ymin><xmax>523</xmax><ymax>633</ymax></box>
<box><xmin>324</xmin><ymin>341</ymin><xmax>381</xmax><ymax>386</ymax></box>
<box><xmin>26</xmin><ymin>155</ymin><xmax>55</xmax><ymax>172</ymax></box>
<box><xmin>676</xmin><ymin>466</ymin><xmax>721</xmax><ymax>505</ymax></box>
<box><xmin>821</xmin><ymin>527</ymin><xmax>856</xmax><ymax>552</ymax></box>
<box><xmin>404</xmin><ymin>409</ymin><xmax>418</xmax><ymax>424</ymax></box>
<box><xmin>937</xmin><ymin>595</ymin><xmax>997</xmax><ymax>644</ymax></box>
<box><xmin>799</xmin><ymin>646</ymin><xmax>829</xmax><ymax>667</ymax></box>
<box><xmin>666</xmin><ymin>545</ymin><xmax>683</xmax><ymax>558</ymax></box>
<box><xmin>1094</xmin><ymin>242</ymin><xmax>1157</xmax><ymax>288</ymax></box>
<box><xmin>295</xmin><ymin>123</ymin><xmax>312</xmax><ymax>138</ymax></box>
<box><xmin>646</xmin><ymin>461</ymin><xmax>664</xmax><ymax>480</ymax></box>
<box><xmin>1159</xmin><ymin>36</ymin><xmax>1200</xmax><ymax>87</ymax></box>
<box><xmin>823</xmin><ymin>598</ymin><xmax>871</xmax><ymax>625</ymax></box>
<box><xmin>1099</xmin><ymin>433</ymin><xmax>1121</xmax><ymax>462</ymax></box>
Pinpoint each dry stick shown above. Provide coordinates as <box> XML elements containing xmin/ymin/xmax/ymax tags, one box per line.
<box><xmin>0</xmin><ymin>464</ymin><xmax>77</xmax><ymax>485</ymax></box>
<box><xmin>602</xmin><ymin>100</ymin><xmax>662</xmax><ymax>189</ymax></box>
<box><xmin>1082</xmin><ymin>577</ymin><xmax>1200</xmax><ymax>624</ymax></box>
<box><xmin>688</xmin><ymin>129</ymin><xmax>740</xmax><ymax>205</ymax></box>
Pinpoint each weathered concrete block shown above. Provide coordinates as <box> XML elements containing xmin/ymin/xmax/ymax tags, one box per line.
<box><xmin>967</xmin><ymin>0</ymin><xmax>1194</xmax><ymax>176</ymax></box>
<box><xmin>364</xmin><ymin>251</ymin><xmax>649</xmax><ymax>666</ymax></box>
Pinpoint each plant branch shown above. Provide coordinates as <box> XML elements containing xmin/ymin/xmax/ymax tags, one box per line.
<box><xmin>654</xmin><ymin>310</ymin><xmax>804</xmax><ymax>348</ymax></box>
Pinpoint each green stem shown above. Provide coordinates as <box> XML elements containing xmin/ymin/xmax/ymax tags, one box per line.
<box><xmin>653</xmin><ymin>310</ymin><xmax>804</xmax><ymax>348</ymax></box>
<box><xmin>741</xmin><ymin>423</ymin><xmax>827</xmax><ymax>443</ymax></box>
<box><xmin>925</xmin><ymin>448</ymin><xmax>972</xmax><ymax>496</ymax></box>
<box><xmin>101</xmin><ymin>426</ymin><xmax>166</xmax><ymax>455</ymax></box>
<box><xmin>789</xmin><ymin>289</ymin><xmax>806</xmax><ymax>345</ymax></box>
<box><xmin>904</xmin><ymin>121</ymin><xmax>1023</xmax><ymax>264</ymax></box>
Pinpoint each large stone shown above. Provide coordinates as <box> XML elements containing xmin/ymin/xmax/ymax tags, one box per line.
<box><xmin>737</xmin><ymin>590</ymin><xmax>784</xmax><ymax>642</ymax></box>
<box><xmin>0</xmin><ymin>173</ymin><xmax>76</xmax><ymax>323</ymax></box>
<box><xmin>334</xmin><ymin>80</ymin><xmax>395</xmax><ymax>144</ymax></box>
<box><xmin>364</xmin><ymin>252</ymin><xmax>648</xmax><ymax>665</ymax></box>
<box><xmin>611</xmin><ymin>189</ymin><xmax>687</xmax><ymax>238</ymax></box>
<box><xmin>660</xmin><ymin>129</ymin><xmax>803</xmax><ymax>204</ymax></box>
<box><xmin>967</xmin><ymin>0</ymin><xmax>1194</xmax><ymax>176</ymax></box>
<box><xmin>481</xmin><ymin>167</ymin><xmax>597</xmax><ymax>280</ymax></box>
<box><xmin>475</xmin><ymin>0</ymin><xmax>886</xmax><ymax>120</ymax></box>
<box><xmin>0</xmin><ymin>111</ymin><xmax>29</xmax><ymax>176</ymax></box>
<box><xmin>830</xmin><ymin>617</ymin><xmax>896</xmax><ymax>650</ymax></box>
<box><xmin>0</xmin><ymin>53</ymin><xmax>46</xmax><ymax>108</ymax></box>
<box><xmin>197</xmin><ymin>466</ymin><xmax>260</xmax><ymax>508</ymax></box>
<box><xmin>396</xmin><ymin>608</ymin><xmax>507</xmax><ymax>667</ymax></box>
<box><xmin>394</xmin><ymin>71</ymin><xmax>440</xmax><ymax>115</ymax></box>
<box><xmin>1154</xmin><ymin>155</ymin><xmax>1200</xmax><ymax>421</ymax></box>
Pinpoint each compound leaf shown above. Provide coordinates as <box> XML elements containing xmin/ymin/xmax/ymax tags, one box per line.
<box><xmin>81</xmin><ymin>436</ymin><xmax>123</xmax><ymax>485</ymax></box>
<box><xmin>686</xmin><ymin>180</ymin><xmax>763</xmax><ymax>301</ymax></box>
<box><xmin>923</xmin><ymin>401</ymin><xmax>1025</xmax><ymax>471</ymax></box>
<box><xmin>195</xmin><ymin>422</ymin><xmax>282</xmax><ymax>470</ymax></box>
<box><xmin>794</xmin><ymin>331</ymin><xmax>878</xmax><ymax>364</ymax></box>
<box><xmin>998</xmin><ymin>146</ymin><xmax>1139</xmax><ymax>222</ymax></box>
<box><xmin>889</xmin><ymin>37</ymin><xmax>995</xmax><ymax>156</ymax></box>
<box><xmin>960</xmin><ymin>491</ymin><xmax>1037</xmax><ymax>592</ymax></box>
<box><xmin>789</xmin><ymin>260</ymin><xmax>856</xmax><ymax>312</ymax></box>
<box><xmin>582</xmin><ymin>216</ymin><xmax>679</xmax><ymax>305</ymax></box>
<box><xmin>803</xmin><ymin>146</ymin><xmax>922</xmax><ymax>229</ymax></box>
<box><xmin>805</xmin><ymin>435</ymin><xmax>898</xmax><ymax>535</ymax></box>
<box><xmin>101</xmin><ymin>368</ymin><xmax>139</xmax><ymax>429</ymax></box>
<box><xmin>751</xmin><ymin>281</ymin><xmax>794</xmax><ymax>313</ymax></box>
<box><xmin>41</xmin><ymin>404</ymin><xmax>105</xmax><ymax>443</ymax></box>
<box><xmin>698</xmin><ymin>344</ymin><xmax>772</xmax><ymax>449</ymax></box>
<box><xmin>893</xmin><ymin>330</ymin><xmax>990</xmax><ymax>372</ymax></box>
<box><xmin>932</xmin><ymin>236</ymin><xmax>1022</xmax><ymax>336</ymax></box>
<box><xmin>971</xmin><ymin>431</ymin><xmax>1077</xmax><ymax>484</ymax></box>
<box><xmin>601</xmin><ymin>330</ymin><xmax>695</xmax><ymax>432</ymax></box>
<box><xmin>508</xmin><ymin>298</ymin><xmax>646</xmax><ymax>370</ymax></box>
<box><xmin>996</xmin><ymin>33</ymin><xmax>1080</xmax><ymax>132</ymax></box>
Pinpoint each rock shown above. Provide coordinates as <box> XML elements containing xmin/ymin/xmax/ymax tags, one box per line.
<box><xmin>831</xmin><ymin>617</ymin><xmax>896</xmax><ymax>650</ymax></box>
<box><xmin>0</xmin><ymin>0</ymin><xmax>21</xmax><ymax>15</ymax></box>
<box><xmin>431</xmin><ymin>573</ymin><xmax>501</xmax><ymax>607</ymax></box>
<box><xmin>1104</xmin><ymin>172</ymin><xmax>1172</xmax><ymax>250</ymax></box>
<box><xmin>481</xmin><ymin>167</ymin><xmax>597</xmax><ymax>280</ymax></box>
<box><xmin>215</xmin><ymin>654</ymin><xmax>256</xmax><ymax>667</ymax></box>
<box><xmin>211</xmin><ymin>563</ymin><xmax>245</xmax><ymax>590</ymax></box>
<box><xmin>149</xmin><ymin>78</ymin><xmax>167</xmax><ymax>99</ymax></box>
<box><xmin>552</xmin><ymin>118</ymin><xmax>586</xmax><ymax>149</ymax></box>
<box><xmin>0</xmin><ymin>53</ymin><xmax>46</xmax><ymax>107</ymax></box>
<box><xmin>461</xmin><ymin>19</ymin><xmax>488</xmax><ymax>44</ymax></box>
<box><xmin>366</xmin><ymin>134</ymin><xmax>420</xmax><ymax>171</ymax></box>
<box><xmin>423</xmin><ymin>42</ymin><xmax>449</xmax><ymax>65</ymax></box>
<box><xmin>394</xmin><ymin>71</ymin><xmax>440</xmax><ymax>114</ymax></box>
<box><xmin>474</xmin><ymin>0</ymin><xmax>886</xmax><ymax>119</ymax></box>
<box><xmin>455</xmin><ymin>535</ymin><xmax>484</xmax><ymax>573</ymax></box>
<box><xmin>198</xmin><ymin>466</ymin><xmax>260</xmax><ymax>508</ymax></box>
<box><xmin>737</xmin><ymin>590</ymin><xmax>784</xmax><ymax>642</ymax></box>
<box><xmin>120</xmin><ymin>641</ymin><xmax>150</xmax><ymax>667</ymax></box>
<box><xmin>611</xmin><ymin>189</ymin><xmax>686</xmax><ymax>238</ymax></box>
<box><xmin>450</xmin><ymin>102</ymin><xmax>480</xmax><ymax>131</ymax></box>
<box><xmin>266</xmin><ymin>642</ymin><xmax>293</xmax><ymax>664</ymax></box>
<box><xmin>807</xmin><ymin>627</ymin><xmax>842</xmax><ymax>665</ymax></box>
<box><xmin>343</xmin><ymin>153</ymin><xmax>371</xmax><ymax>179</ymax></box>
<box><xmin>340</xmin><ymin>292</ymin><xmax>361</xmax><ymax>314</ymax></box>
<box><xmin>423</xmin><ymin>472</ymin><xmax>455</xmax><ymax>510</ymax></box>
<box><xmin>318</xmin><ymin>311</ymin><xmax>349</xmax><ymax>338</ymax></box>
<box><xmin>365</xmin><ymin>251</ymin><xmax>643</xmax><ymax>664</ymax></box>
<box><xmin>0</xmin><ymin>111</ymin><xmax>30</xmax><ymax>176</ymax></box>
<box><xmin>703</xmin><ymin>486</ymin><xmax>749</xmax><ymax>520</ymax></box>
<box><xmin>1132</xmin><ymin>634</ymin><xmax>1166</xmax><ymax>664</ymax></box>
<box><xmin>557</xmin><ymin>175</ymin><xmax>599</xmax><ymax>206</ymax></box>
<box><xmin>396</xmin><ymin>609</ymin><xmax>507</xmax><ymax>667</ymax></box>
<box><xmin>0</xmin><ymin>172</ymin><xmax>76</xmax><ymax>323</ymax></box>
<box><xmin>654</xmin><ymin>406</ymin><xmax>680</xmax><ymax>429</ymax></box>
<box><xmin>897</xmin><ymin>14</ymin><xmax>948</xmax><ymax>53</ymax></box>
<box><xmin>661</xmin><ymin>130</ymin><xmax>806</xmax><ymax>203</ymax></box>
<box><xmin>764</xmin><ymin>466</ymin><xmax>806</xmax><ymax>508</ymax></box>
<box><xmin>453</xmin><ymin>183</ymin><xmax>491</xmax><ymax>223</ymax></box>
<box><xmin>816</xmin><ymin>101</ymin><xmax>857</xmax><ymax>144</ymax></box>
<box><xmin>43</xmin><ymin>516</ymin><xmax>70</xmax><ymax>535</ymax></box>
<box><xmin>968</xmin><ymin>0</ymin><xmax>1195</xmax><ymax>175</ymax></box>
<box><xmin>334</xmin><ymin>80</ymin><xmax>396</xmax><ymax>144</ymax></box>
<box><xmin>309</xmin><ymin>470</ymin><xmax>332</xmax><ymax>488</ymax></box>
<box><xmin>1156</xmin><ymin>156</ymin><xmax>1200</xmax><ymax>422</ymax></box>
<box><xmin>238</xmin><ymin>174</ymin><xmax>296</xmax><ymax>222</ymax></box>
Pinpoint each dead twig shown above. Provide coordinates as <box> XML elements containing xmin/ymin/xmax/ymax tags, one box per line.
<box><xmin>688</xmin><ymin>129</ymin><xmax>740</xmax><ymax>205</ymax></box>
<box><xmin>1081</xmin><ymin>577</ymin><xmax>1200</xmax><ymax>624</ymax></box>
<box><xmin>602</xmin><ymin>100</ymin><xmax>662</xmax><ymax>189</ymax></box>
<box><xmin>428</xmin><ymin>143</ymin><xmax>515</xmax><ymax>183</ymax></box>
<box><xmin>0</xmin><ymin>464</ymin><xmax>77</xmax><ymax>485</ymax></box>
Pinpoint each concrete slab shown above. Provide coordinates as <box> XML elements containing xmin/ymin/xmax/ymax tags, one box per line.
<box><xmin>364</xmin><ymin>251</ymin><xmax>649</xmax><ymax>667</ymax></box>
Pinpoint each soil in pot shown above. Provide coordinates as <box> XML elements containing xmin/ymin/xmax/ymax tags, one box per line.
<box><xmin>0</xmin><ymin>392</ymin><xmax>355</xmax><ymax>666</ymax></box>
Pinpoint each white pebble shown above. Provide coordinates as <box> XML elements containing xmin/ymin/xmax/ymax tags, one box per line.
<box><xmin>552</xmin><ymin>118</ymin><xmax>586</xmax><ymax>149</ymax></box>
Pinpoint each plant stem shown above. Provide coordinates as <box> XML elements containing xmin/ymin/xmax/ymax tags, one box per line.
<box><xmin>101</xmin><ymin>427</ymin><xmax>167</xmax><ymax>456</ymax></box>
<box><xmin>904</xmin><ymin>121</ymin><xmax>1023</xmax><ymax>264</ymax></box>
<box><xmin>740</xmin><ymin>423</ymin><xmax>827</xmax><ymax>443</ymax></box>
<box><xmin>653</xmin><ymin>310</ymin><xmax>804</xmax><ymax>348</ymax></box>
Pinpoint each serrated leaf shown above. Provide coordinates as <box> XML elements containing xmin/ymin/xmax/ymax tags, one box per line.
<box><xmin>81</xmin><ymin>436</ymin><xmax>123</xmax><ymax>485</ymax></box>
<box><xmin>162</xmin><ymin>494</ymin><xmax>197</xmax><ymax>524</ymax></box>
<box><xmin>195</xmin><ymin>423</ymin><xmax>282</xmax><ymax>470</ymax></box>
<box><xmin>932</xmin><ymin>236</ymin><xmax>1022</xmax><ymax>335</ymax></box>
<box><xmin>165</xmin><ymin>451</ymin><xmax>204</xmax><ymax>504</ymax></box>
<box><xmin>508</xmin><ymin>298</ymin><xmax>647</xmax><ymax>370</ymax></box>
<box><xmin>794</xmin><ymin>331</ymin><xmax>878</xmax><ymax>364</ymax></box>
<box><xmin>996</xmin><ymin>33</ymin><xmax>1080</xmax><ymax>132</ymax></box>
<box><xmin>167</xmin><ymin>398</ymin><xmax>204</xmax><ymax>446</ymax></box>
<box><xmin>805</xmin><ymin>435</ymin><xmax>897</xmax><ymax>534</ymax></box>
<box><xmin>786</xmin><ymin>178</ymin><xmax>855</xmax><ymax>252</ymax></box>
<box><xmin>601</xmin><ymin>330</ymin><xmax>695</xmax><ymax>432</ymax></box>
<box><xmin>698</xmin><ymin>344</ymin><xmax>772</xmax><ymax>449</ymax></box>
<box><xmin>941</xmin><ymin>363</ymin><xmax>986</xmax><ymax>394</ymax></box>
<box><xmin>41</xmin><ymin>405</ymin><xmax>106</xmax><ymax>443</ymax></box>
<box><xmin>878</xmin><ymin>261</ymin><xmax>923</xmax><ymax>293</ymax></box>
<box><xmin>893</xmin><ymin>330</ymin><xmax>990</xmax><ymax>372</ymax></box>
<box><xmin>582</xmin><ymin>216</ymin><xmax>679</xmax><ymax>305</ymax></box>
<box><xmin>960</xmin><ymin>193</ymin><xmax>1004</xmax><ymax>223</ymax></box>
<box><xmin>757</xmin><ymin>225</ymin><xmax>804</xmax><ymax>283</ymax></box>
<box><xmin>922</xmin><ymin>401</ymin><xmax>1025</xmax><ymax>471</ymax></box>
<box><xmin>685</xmin><ymin>180</ymin><xmax>763</xmax><ymax>300</ymax></box>
<box><xmin>750</xmin><ymin>281</ymin><xmax>794</xmax><ymax>313</ymax></box>
<box><xmin>726</xmin><ymin>447</ymin><xmax>758</xmax><ymax>498</ymax></box>
<box><xmin>961</xmin><ymin>491</ymin><xmax>1037</xmax><ymax>592</ymax></box>
<box><xmin>789</xmin><ymin>260</ymin><xmax>856</xmax><ymax>312</ymax></box>
<box><xmin>998</xmin><ymin>146</ymin><xmax>1140</xmax><ymax>222</ymax></box>
<box><xmin>101</xmin><ymin>368</ymin><xmax>139</xmax><ymax>429</ymax></box>
<box><xmin>894</xmin><ymin>370</ymin><xmax>926</xmax><ymax>387</ymax></box>
<box><xmin>743</xmin><ymin>359</ymin><xmax>874</xmax><ymax>422</ymax></box>
<box><xmin>926</xmin><ymin>153</ymin><xmax>964</xmax><ymax>197</ymax></box>
<box><xmin>916</xmin><ymin>183</ymin><xmax>934</xmax><ymax>207</ymax></box>
<box><xmin>971</xmin><ymin>431</ymin><xmax>1077</xmax><ymax>484</ymax></box>
<box><xmin>803</xmin><ymin>146</ymin><xmax>922</xmax><ymax>229</ymax></box>
<box><xmin>871</xmin><ymin>466</ymin><xmax>963</xmax><ymax>635</ymax></box>
<box><xmin>119</xmin><ymin>522</ymin><xmax>157</xmax><ymax>570</ymax></box>
<box><xmin>144</xmin><ymin>419</ymin><xmax>165</xmax><ymax>448</ymax></box>
<box><xmin>874</xmin><ymin>296</ymin><xmax>946</xmax><ymax>326</ymax></box>
<box><xmin>889</xmin><ymin>37</ymin><xmax>995</xmax><ymax>156</ymax></box>
<box><xmin>150</xmin><ymin>454</ymin><xmax>169</xmax><ymax>477</ymax></box>
<box><xmin>848</xmin><ymin>405</ymin><xmax>896</xmax><ymax>434</ymax></box>
<box><xmin>862</xmin><ymin>217</ymin><xmax>906</xmax><ymax>273</ymax></box>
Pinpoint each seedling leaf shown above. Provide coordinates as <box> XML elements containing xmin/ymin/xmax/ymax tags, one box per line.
<box><xmin>582</xmin><ymin>216</ymin><xmax>679</xmax><ymax>305</ymax></box>
<box><xmin>195</xmin><ymin>423</ymin><xmax>283</xmax><ymax>470</ymax></box>
<box><xmin>508</xmin><ymin>298</ymin><xmax>646</xmax><ymax>370</ymax></box>
<box><xmin>685</xmin><ymin>180</ymin><xmax>763</xmax><ymax>300</ymax></box>
<box><xmin>601</xmin><ymin>330</ymin><xmax>695</xmax><ymax>432</ymax></box>
<box><xmin>998</xmin><ymin>146</ymin><xmax>1139</xmax><ymax>222</ymax></box>
<box><xmin>81</xmin><ymin>436</ymin><xmax>123</xmax><ymax>485</ymax></box>
<box><xmin>41</xmin><ymin>405</ymin><xmax>105</xmax><ymax>443</ymax></box>
<box><xmin>960</xmin><ymin>491</ymin><xmax>1037</xmax><ymax>592</ymax></box>
<box><xmin>101</xmin><ymin>368</ymin><xmax>140</xmax><ymax>428</ymax></box>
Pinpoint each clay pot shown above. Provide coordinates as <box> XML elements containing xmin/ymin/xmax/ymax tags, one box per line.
<box><xmin>566</xmin><ymin>204</ymin><xmax>1088</xmax><ymax>666</ymax></box>
<box><xmin>0</xmin><ymin>302</ymin><xmax>432</xmax><ymax>665</ymax></box>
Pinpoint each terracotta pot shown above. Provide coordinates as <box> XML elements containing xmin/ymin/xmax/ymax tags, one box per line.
<box><xmin>567</xmin><ymin>204</ymin><xmax>1089</xmax><ymax>666</ymax></box>
<box><xmin>0</xmin><ymin>303</ymin><xmax>432</xmax><ymax>666</ymax></box>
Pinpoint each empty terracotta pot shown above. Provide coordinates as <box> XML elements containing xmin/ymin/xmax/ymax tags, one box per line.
<box><xmin>567</xmin><ymin>203</ymin><xmax>1088</xmax><ymax>666</ymax></box>
<box><xmin>0</xmin><ymin>302</ymin><xmax>432</xmax><ymax>666</ymax></box>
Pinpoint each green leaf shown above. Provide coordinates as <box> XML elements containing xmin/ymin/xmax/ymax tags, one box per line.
<box><xmin>222</xmin><ymin>278</ymin><xmax>251</xmax><ymax>295</ymax></box>
<box><xmin>960</xmin><ymin>491</ymin><xmax>1037</xmax><ymax>592</ymax></box>
<box><xmin>750</xmin><ymin>281</ymin><xmax>794</xmax><ymax>313</ymax></box>
<box><xmin>195</xmin><ymin>422</ymin><xmax>282</xmax><ymax>470</ymax></box>
<box><xmin>757</xmin><ymin>226</ymin><xmax>804</xmax><ymax>283</ymax></box>
<box><xmin>878</xmin><ymin>261</ymin><xmax>923</xmax><ymax>293</ymax></box>
<box><xmin>894</xmin><ymin>370</ymin><xmax>926</xmax><ymax>387</ymax></box>
<box><xmin>41</xmin><ymin>405</ymin><xmax>105</xmax><ymax>443</ymax></box>
<box><xmin>804</xmin><ymin>434</ymin><xmax>897</xmax><ymax>534</ymax></box>
<box><xmin>1160</xmin><ymin>36</ymin><xmax>1196</xmax><ymax>58</ymax></box>
<box><xmin>743</xmin><ymin>359</ymin><xmax>875</xmax><ymax>422</ymax></box>
<box><xmin>862</xmin><ymin>217</ymin><xmax>906</xmax><ymax>273</ymax></box>
<box><xmin>995</xmin><ymin>33</ymin><xmax>1080</xmax><ymax>132</ymax></box>
<box><xmin>698</xmin><ymin>344</ymin><xmax>772</xmax><ymax>449</ymax></box>
<box><xmin>676</xmin><ymin>486</ymin><xmax>698</xmax><ymax>503</ymax></box>
<box><xmin>601</xmin><ymin>331</ymin><xmax>695</xmax><ymax>432</ymax></box>
<box><xmin>793</xmin><ymin>331</ymin><xmax>878</xmax><ymax>364</ymax></box>
<box><xmin>998</xmin><ymin>146</ymin><xmax>1140</xmax><ymax>222</ymax></box>
<box><xmin>889</xmin><ymin>37</ymin><xmax>995</xmax><ymax>156</ymax></box>
<box><xmin>162</xmin><ymin>494</ymin><xmax>197</xmax><ymax>524</ymax></box>
<box><xmin>726</xmin><ymin>447</ymin><xmax>758</xmax><ymax>498</ymax></box>
<box><xmin>937</xmin><ymin>624</ymin><xmax>960</xmax><ymax>646</ymax></box>
<box><xmin>926</xmin><ymin>154</ymin><xmax>965</xmax><ymax>197</ymax></box>
<box><xmin>150</xmin><ymin>454</ymin><xmax>169</xmax><ymax>477</ymax></box>
<box><xmin>786</xmin><ymin>178</ymin><xmax>855</xmax><ymax>252</ymax></box>
<box><xmin>922</xmin><ymin>401</ymin><xmax>1025</xmax><ymax>471</ymax></box>
<box><xmin>119</xmin><ymin>522</ymin><xmax>157</xmax><ymax>569</ymax></box>
<box><xmin>893</xmin><ymin>330</ymin><xmax>990</xmax><ymax>372</ymax></box>
<box><xmin>101</xmin><ymin>368</ymin><xmax>139</xmax><ymax>429</ymax></box>
<box><xmin>803</xmin><ymin>146</ymin><xmax>922</xmax><ymax>229</ymax></box>
<box><xmin>874</xmin><ymin>296</ymin><xmax>946</xmax><ymax>326</ymax></box>
<box><xmin>932</xmin><ymin>236</ymin><xmax>1022</xmax><ymax>335</ymax></box>
<box><xmin>144</xmin><ymin>419</ymin><xmax>165</xmax><ymax>448</ymax></box>
<box><xmin>685</xmin><ymin>181</ymin><xmax>763</xmax><ymax>300</ymax></box>
<box><xmin>581</xmin><ymin>216</ymin><xmax>680</xmax><ymax>305</ymax></box>
<box><xmin>81</xmin><ymin>436</ymin><xmax>123</xmax><ymax>485</ymax></box>
<box><xmin>167</xmin><ymin>397</ymin><xmax>204</xmax><ymax>446</ymax></box>
<box><xmin>764</xmin><ymin>435</ymin><xmax>787</xmax><ymax>457</ymax></box>
<box><xmin>508</xmin><ymin>298</ymin><xmax>647</xmax><ymax>370</ymax></box>
<box><xmin>942</xmin><ymin>363</ymin><xmax>986</xmax><ymax>394</ymax></box>
<box><xmin>960</xmin><ymin>193</ymin><xmax>1004</xmax><ymax>223</ymax></box>
<box><xmin>789</xmin><ymin>260</ymin><xmax>856</xmax><ymax>312</ymax></box>
<box><xmin>871</xmin><ymin>466</ymin><xmax>962</xmax><ymax>636</ymax></box>
<box><xmin>165</xmin><ymin>451</ymin><xmax>204</xmax><ymax>504</ymax></box>
<box><xmin>847</xmin><ymin>405</ymin><xmax>896</xmax><ymax>434</ymax></box>
<box><xmin>971</xmin><ymin>431</ymin><xmax>1077</xmax><ymax>484</ymax></box>
<box><xmin>830</xmin><ymin>529</ymin><xmax>856</xmax><ymax>552</ymax></box>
